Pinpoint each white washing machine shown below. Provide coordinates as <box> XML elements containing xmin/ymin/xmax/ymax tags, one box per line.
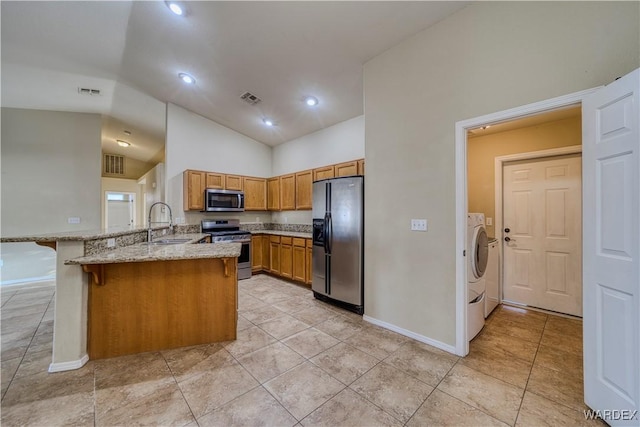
<box><xmin>467</xmin><ymin>213</ymin><xmax>488</xmax><ymax>340</ymax></box>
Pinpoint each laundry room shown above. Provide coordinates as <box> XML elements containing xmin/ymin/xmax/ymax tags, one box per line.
<box><xmin>465</xmin><ymin>105</ymin><xmax>583</xmax><ymax>339</ymax></box>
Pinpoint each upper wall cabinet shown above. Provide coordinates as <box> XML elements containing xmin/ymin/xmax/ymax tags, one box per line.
<box><xmin>184</xmin><ymin>170</ymin><xmax>206</xmax><ymax>211</ymax></box>
<box><xmin>225</xmin><ymin>174</ymin><xmax>243</xmax><ymax>191</ymax></box>
<box><xmin>243</xmin><ymin>177</ymin><xmax>267</xmax><ymax>211</ymax></box>
<box><xmin>295</xmin><ymin>170</ymin><xmax>312</xmax><ymax>210</ymax></box>
<box><xmin>267</xmin><ymin>177</ymin><xmax>280</xmax><ymax>211</ymax></box>
<box><xmin>335</xmin><ymin>160</ymin><xmax>358</xmax><ymax>177</ymax></box>
<box><xmin>280</xmin><ymin>174</ymin><xmax>296</xmax><ymax>211</ymax></box>
<box><xmin>313</xmin><ymin>165</ymin><xmax>335</xmax><ymax>182</ymax></box>
<box><xmin>206</xmin><ymin>172</ymin><xmax>224</xmax><ymax>189</ymax></box>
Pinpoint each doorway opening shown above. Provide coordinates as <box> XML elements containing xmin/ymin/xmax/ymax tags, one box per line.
<box><xmin>454</xmin><ymin>87</ymin><xmax>599</xmax><ymax>356</ymax></box>
<box><xmin>105</xmin><ymin>191</ymin><xmax>136</xmax><ymax>229</ymax></box>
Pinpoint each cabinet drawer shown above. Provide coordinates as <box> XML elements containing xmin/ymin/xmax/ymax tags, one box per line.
<box><xmin>281</xmin><ymin>236</ymin><xmax>293</xmax><ymax>245</ymax></box>
<box><xmin>293</xmin><ymin>237</ymin><xmax>306</xmax><ymax>247</ymax></box>
<box><xmin>270</xmin><ymin>235</ymin><xmax>281</xmax><ymax>243</ymax></box>
<box><xmin>306</xmin><ymin>239</ymin><xmax>313</xmax><ymax>248</ymax></box>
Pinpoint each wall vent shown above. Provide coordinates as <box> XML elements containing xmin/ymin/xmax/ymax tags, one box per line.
<box><xmin>240</xmin><ymin>91</ymin><xmax>262</xmax><ymax>105</ymax></box>
<box><xmin>104</xmin><ymin>154</ymin><xmax>125</xmax><ymax>175</ymax></box>
<box><xmin>78</xmin><ymin>87</ymin><xmax>101</xmax><ymax>96</ymax></box>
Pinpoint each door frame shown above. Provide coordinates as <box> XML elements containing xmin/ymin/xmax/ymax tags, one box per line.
<box><xmin>454</xmin><ymin>87</ymin><xmax>600</xmax><ymax>356</ymax></box>
<box><xmin>495</xmin><ymin>145</ymin><xmax>583</xmax><ymax>311</ymax></box>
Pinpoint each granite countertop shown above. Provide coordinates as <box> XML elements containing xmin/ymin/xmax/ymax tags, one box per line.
<box><xmin>1</xmin><ymin>225</ymin><xmax>171</xmax><ymax>243</ymax></box>
<box><xmin>251</xmin><ymin>230</ymin><xmax>312</xmax><ymax>239</ymax></box>
<box><xmin>65</xmin><ymin>237</ymin><xmax>241</xmax><ymax>265</ymax></box>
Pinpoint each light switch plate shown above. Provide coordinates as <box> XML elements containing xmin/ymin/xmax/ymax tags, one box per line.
<box><xmin>107</xmin><ymin>238</ymin><xmax>116</xmax><ymax>248</ymax></box>
<box><xmin>486</xmin><ymin>217</ymin><xmax>493</xmax><ymax>226</ymax></box>
<box><xmin>411</xmin><ymin>219</ymin><xmax>428</xmax><ymax>231</ymax></box>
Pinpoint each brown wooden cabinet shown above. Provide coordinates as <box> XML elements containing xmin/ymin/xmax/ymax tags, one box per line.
<box><xmin>225</xmin><ymin>174</ymin><xmax>243</xmax><ymax>191</ymax></box>
<box><xmin>280</xmin><ymin>236</ymin><xmax>293</xmax><ymax>279</ymax></box>
<box><xmin>313</xmin><ymin>165</ymin><xmax>335</xmax><ymax>182</ymax></box>
<box><xmin>269</xmin><ymin>235</ymin><xmax>281</xmax><ymax>274</ymax></box>
<box><xmin>295</xmin><ymin>170</ymin><xmax>312</xmax><ymax>210</ymax></box>
<box><xmin>280</xmin><ymin>174</ymin><xmax>296</xmax><ymax>210</ymax></box>
<box><xmin>335</xmin><ymin>160</ymin><xmax>358</xmax><ymax>177</ymax></box>
<box><xmin>292</xmin><ymin>238</ymin><xmax>306</xmax><ymax>282</ymax></box>
<box><xmin>262</xmin><ymin>234</ymin><xmax>270</xmax><ymax>270</ymax></box>
<box><xmin>251</xmin><ymin>235</ymin><xmax>263</xmax><ymax>272</ymax></box>
<box><xmin>243</xmin><ymin>177</ymin><xmax>267</xmax><ymax>210</ymax></box>
<box><xmin>206</xmin><ymin>172</ymin><xmax>224</xmax><ymax>189</ymax></box>
<box><xmin>267</xmin><ymin>177</ymin><xmax>280</xmax><ymax>211</ymax></box>
<box><xmin>306</xmin><ymin>238</ymin><xmax>313</xmax><ymax>285</ymax></box>
<box><xmin>357</xmin><ymin>159</ymin><xmax>365</xmax><ymax>175</ymax></box>
<box><xmin>183</xmin><ymin>170</ymin><xmax>206</xmax><ymax>211</ymax></box>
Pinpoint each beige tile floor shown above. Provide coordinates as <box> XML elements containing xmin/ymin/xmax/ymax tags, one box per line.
<box><xmin>1</xmin><ymin>275</ymin><xmax>603</xmax><ymax>426</ymax></box>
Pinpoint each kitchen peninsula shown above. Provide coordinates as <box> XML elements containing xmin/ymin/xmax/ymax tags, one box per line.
<box><xmin>1</xmin><ymin>227</ymin><xmax>241</xmax><ymax>371</ymax></box>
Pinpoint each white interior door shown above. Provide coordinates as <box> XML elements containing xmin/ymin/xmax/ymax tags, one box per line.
<box><xmin>583</xmin><ymin>68</ymin><xmax>639</xmax><ymax>424</ymax></box>
<box><xmin>503</xmin><ymin>154</ymin><xmax>582</xmax><ymax>316</ymax></box>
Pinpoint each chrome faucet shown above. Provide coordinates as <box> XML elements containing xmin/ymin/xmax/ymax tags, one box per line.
<box><xmin>147</xmin><ymin>202</ymin><xmax>173</xmax><ymax>242</ymax></box>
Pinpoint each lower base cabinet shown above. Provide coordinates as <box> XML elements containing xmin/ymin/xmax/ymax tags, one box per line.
<box><xmin>252</xmin><ymin>233</ymin><xmax>311</xmax><ymax>285</ymax></box>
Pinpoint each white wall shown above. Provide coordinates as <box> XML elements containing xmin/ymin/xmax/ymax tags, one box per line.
<box><xmin>138</xmin><ymin>163</ymin><xmax>167</xmax><ymax>226</ymax></box>
<box><xmin>272</xmin><ymin>115</ymin><xmax>364</xmax><ymax>176</ymax></box>
<box><xmin>165</xmin><ymin>103</ymin><xmax>272</xmax><ymax>224</ymax></box>
<box><xmin>1</xmin><ymin>108</ymin><xmax>102</xmax><ymax>235</ymax></box>
<box><xmin>363</xmin><ymin>2</ymin><xmax>639</xmax><ymax>347</ymax></box>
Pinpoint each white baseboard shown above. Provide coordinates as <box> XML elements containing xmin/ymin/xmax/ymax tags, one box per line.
<box><xmin>49</xmin><ymin>354</ymin><xmax>89</xmax><ymax>373</ymax></box>
<box><xmin>363</xmin><ymin>315</ymin><xmax>458</xmax><ymax>355</ymax></box>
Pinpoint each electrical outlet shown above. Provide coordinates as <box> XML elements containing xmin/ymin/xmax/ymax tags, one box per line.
<box><xmin>68</xmin><ymin>217</ymin><xmax>80</xmax><ymax>224</ymax></box>
<box><xmin>486</xmin><ymin>217</ymin><xmax>493</xmax><ymax>226</ymax></box>
<box><xmin>107</xmin><ymin>238</ymin><xmax>116</xmax><ymax>248</ymax></box>
<box><xmin>411</xmin><ymin>219</ymin><xmax>427</xmax><ymax>231</ymax></box>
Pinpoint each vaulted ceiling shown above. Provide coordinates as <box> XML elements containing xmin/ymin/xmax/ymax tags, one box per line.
<box><xmin>2</xmin><ymin>1</ymin><xmax>469</xmax><ymax>168</ymax></box>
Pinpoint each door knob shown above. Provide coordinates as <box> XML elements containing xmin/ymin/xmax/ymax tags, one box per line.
<box><xmin>504</xmin><ymin>228</ymin><xmax>510</xmax><ymax>233</ymax></box>
<box><xmin>504</xmin><ymin>236</ymin><xmax>511</xmax><ymax>242</ymax></box>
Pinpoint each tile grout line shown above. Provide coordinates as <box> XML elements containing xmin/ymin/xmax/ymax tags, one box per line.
<box><xmin>1</xmin><ymin>292</ymin><xmax>54</xmax><ymax>401</ymax></box>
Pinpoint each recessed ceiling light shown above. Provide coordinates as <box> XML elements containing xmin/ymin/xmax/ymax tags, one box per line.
<box><xmin>123</xmin><ymin>130</ymin><xmax>131</xmax><ymax>136</ymax></box>
<box><xmin>166</xmin><ymin>1</ymin><xmax>184</xmax><ymax>16</ymax></box>
<box><xmin>117</xmin><ymin>140</ymin><xmax>131</xmax><ymax>147</ymax></box>
<box><xmin>263</xmin><ymin>118</ymin><xmax>274</xmax><ymax>127</ymax></box>
<box><xmin>304</xmin><ymin>96</ymin><xmax>319</xmax><ymax>107</ymax></box>
<box><xmin>178</xmin><ymin>73</ymin><xmax>195</xmax><ymax>84</ymax></box>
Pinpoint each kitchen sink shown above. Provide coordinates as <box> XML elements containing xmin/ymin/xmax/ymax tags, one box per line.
<box><xmin>143</xmin><ymin>238</ymin><xmax>192</xmax><ymax>245</ymax></box>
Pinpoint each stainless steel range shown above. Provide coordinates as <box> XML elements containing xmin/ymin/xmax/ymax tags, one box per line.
<box><xmin>201</xmin><ymin>219</ymin><xmax>252</xmax><ymax>280</ymax></box>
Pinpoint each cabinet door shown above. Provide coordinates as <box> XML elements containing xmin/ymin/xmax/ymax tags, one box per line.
<box><xmin>243</xmin><ymin>177</ymin><xmax>267</xmax><ymax>211</ymax></box>
<box><xmin>183</xmin><ymin>170</ymin><xmax>206</xmax><ymax>211</ymax></box>
<box><xmin>313</xmin><ymin>165</ymin><xmax>335</xmax><ymax>182</ymax></box>
<box><xmin>335</xmin><ymin>161</ymin><xmax>358</xmax><ymax>177</ymax></box>
<box><xmin>280</xmin><ymin>174</ymin><xmax>296</xmax><ymax>210</ymax></box>
<box><xmin>280</xmin><ymin>237</ymin><xmax>293</xmax><ymax>279</ymax></box>
<box><xmin>357</xmin><ymin>159</ymin><xmax>365</xmax><ymax>175</ymax></box>
<box><xmin>206</xmin><ymin>172</ymin><xmax>224</xmax><ymax>189</ymax></box>
<box><xmin>251</xmin><ymin>235</ymin><xmax>262</xmax><ymax>272</ymax></box>
<box><xmin>295</xmin><ymin>170</ymin><xmax>312</xmax><ymax>210</ymax></box>
<box><xmin>306</xmin><ymin>239</ymin><xmax>312</xmax><ymax>285</ymax></box>
<box><xmin>269</xmin><ymin>236</ymin><xmax>280</xmax><ymax>274</ymax></box>
<box><xmin>267</xmin><ymin>177</ymin><xmax>280</xmax><ymax>211</ymax></box>
<box><xmin>225</xmin><ymin>174</ymin><xmax>243</xmax><ymax>191</ymax></box>
<box><xmin>292</xmin><ymin>238</ymin><xmax>306</xmax><ymax>282</ymax></box>
<box><xmin>262</xmin><ymin>235</ymin><xmax>271</xmax><ymax>270</ymax></box>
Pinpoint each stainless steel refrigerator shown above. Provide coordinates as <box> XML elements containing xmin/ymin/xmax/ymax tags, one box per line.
<box><xmin>312</xmin><ymin>176</ymin><xmax>364</xmax><ymax>314</ymax></box>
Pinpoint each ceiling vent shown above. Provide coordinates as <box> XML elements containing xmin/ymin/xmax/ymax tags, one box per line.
<box><xmin>240</xmin><ymin>91</ymin><xmax>262</xmax><ymax>105</ymax></box>
<box><xmin>104</xmin><ymin>154</ymin><xmax>125</xmax><ymax>176</ymax></box>
<box><xmin>78</xmin><ymin>87</ymin><xmax>101</xmax><ymax>96</ymax></box>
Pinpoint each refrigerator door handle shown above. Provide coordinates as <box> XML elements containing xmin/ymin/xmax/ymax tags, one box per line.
<box><xmin>326</xmin><ymin>212</ymin><xmax>332</xmax><ymax>255</ymax></box>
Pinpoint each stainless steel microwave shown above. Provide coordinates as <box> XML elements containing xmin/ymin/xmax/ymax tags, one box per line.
<box><xmin>204</xmin><ymin>189</ymin><xmax>245</xmax><ymax>212</ymax></box>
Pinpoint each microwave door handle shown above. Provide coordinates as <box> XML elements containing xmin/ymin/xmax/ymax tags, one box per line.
<box><xmin>238</xmin><ymin>193</ymin><xmax>242</xmax><ymax>208</ymax></box>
